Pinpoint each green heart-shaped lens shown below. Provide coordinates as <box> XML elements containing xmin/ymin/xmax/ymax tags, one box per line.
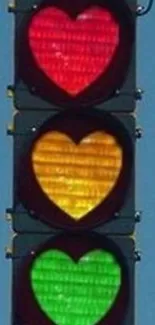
<box><xmin>31</xmin><ymin>249</ymin><xmax>121</xmax><ymax>325</ymax></box>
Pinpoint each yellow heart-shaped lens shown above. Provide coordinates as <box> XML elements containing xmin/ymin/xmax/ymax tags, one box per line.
<box><xmin>32</xmin><ymin>131</ymin><xmax>122</xmax><ymax>220</ymax></box>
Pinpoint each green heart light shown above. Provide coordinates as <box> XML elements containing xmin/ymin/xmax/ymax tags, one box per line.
<box><xmin>31</xmin><ymin>249</ymin><xmax>121</xmax><ymax>325</ymax></box>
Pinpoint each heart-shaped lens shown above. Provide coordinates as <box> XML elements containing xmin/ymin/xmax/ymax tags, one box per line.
<box><xmin>32</xmin><ymin>131</ymin><xmax>122</xmax><ymax>220</ymax></box>
<box><xmin>28</xmin><ymin>6</ymin><xmax>119</xmax><ymax>95</ymax></box>
<box><xmin>31</xmin><ymin>249</ymin><xmax>121</xmax><ymax>325</ymax></box>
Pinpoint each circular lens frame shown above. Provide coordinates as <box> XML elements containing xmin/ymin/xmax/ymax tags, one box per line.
<box><xmin>17</xmin><ymin>0</ymin><xmax>134</xmax><ymax>108</ymax></box>
<box><xmin>17</xmin><ymin>111</ymin><xmax>133</xmax><ymax>229</ymax></box>
<box><xmin>15</xmin><ymin>233</ymin><xmax>130</xmax><ymax>325</ymax></box>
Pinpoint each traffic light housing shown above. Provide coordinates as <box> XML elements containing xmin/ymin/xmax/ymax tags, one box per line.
<box><xmin>9</xmin><ymin>0</ymin><xmax>137</xmax><ymax>325</ymax></box>
<box><xmin>13</xmin><ymin>233</ymin><xmax>134</xmax><ymax>325</ymax></box>
<box><xmin>11</xmin><ymin>109</ymin><xmax>135</xmax><ymax>233</ymax></box>
<box><xmin>14</xmin><ymin>0</ymin><xmax>136</xmax><ymax>111</ymax></box>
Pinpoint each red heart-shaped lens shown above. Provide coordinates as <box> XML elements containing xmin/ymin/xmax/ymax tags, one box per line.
<box><xmin>28</xmin><ymin>6</ymin><xmax>119</xmax><ymax>95</ymax></box>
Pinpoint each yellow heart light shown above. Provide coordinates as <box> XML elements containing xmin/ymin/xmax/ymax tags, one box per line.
<box><xmin>32</xmin><ymin>131</ymin><xmax>122</xmax><ymax>220</ymax></box>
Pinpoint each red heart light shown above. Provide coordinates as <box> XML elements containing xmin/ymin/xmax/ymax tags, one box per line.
<box><xmin>28</xmin><ymin>6</ymin><xmax>120</xmax><ymax>96</ymax></box>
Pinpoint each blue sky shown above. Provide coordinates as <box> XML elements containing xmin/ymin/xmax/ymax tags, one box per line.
<box><xmin>0</xmin><ymin>0</ymin><xmax>155</xmax><ymax>324</ymax></box>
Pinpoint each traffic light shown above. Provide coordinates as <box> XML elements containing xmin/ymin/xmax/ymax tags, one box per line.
<box><xmin>8</xmin><ymin>0</ymin><xmax>137</xmax><ymax>325</ymax></box>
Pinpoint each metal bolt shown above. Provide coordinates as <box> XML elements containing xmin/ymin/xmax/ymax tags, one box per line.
<box><xmin>6</xmin><ymin>213</ymin><xmax>12</xmax><ymax>222</ymax></box>
<box><xmin>134</xmin><ymin>250</ymin><xmax>141</xmax><ymax>262</ymax></box>
<box><xmin>7</xmin><ymin>85</ymin><xmax>14</xmax><ymax>98</ymax></box>
<box><xmin>135</xmin><ymin>88</ymin><xmax>144</xmax><ymax>100</ymax></box>
<box><xmin>136</xmin><ymin>5</ymin><xmax>145</xmax><ymax>14</ymax></box>
<box><xmin>31</xmin><ymin>127</ymin><xmax>36</xmax><ymax>132</ymax></box>
<box><xmin>8</xmin><ymin>2</ymin><xmax>15</xmax><ymax>13</ymax></box>
<box><xmin>136</xmin><ymin>127</ymin><xmax>143</xmax><ymax>139</ymax></box>
<box><xmin>115</xmin><ymin>89</ymin><xmax>120</xmax><ymax>96</ymax></box>
<box><xmin>5</xmin><ymin>247</ymin><xmax>13</xmax><ymax>259</ymax></box>
<box><xmin>32</xmin><ymin>4</ymin><xmax>38</xmax><ymax>10</ymax></box>
<box><xmin>135</xmin><ymin>210</ymin><xmax>142</xmax><ymax>223</ymax></box>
